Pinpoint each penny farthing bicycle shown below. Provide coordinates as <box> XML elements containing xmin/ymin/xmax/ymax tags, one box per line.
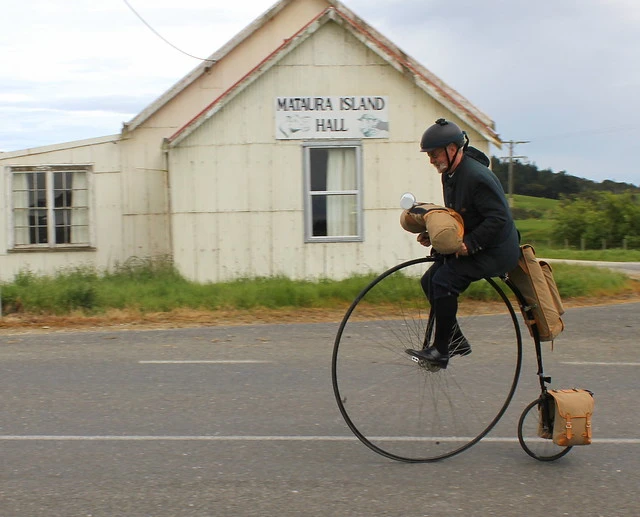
<box><xmin>331</xmin><ymin>193</ymin><xmax>572</xmax><ymax>462</ymax></box>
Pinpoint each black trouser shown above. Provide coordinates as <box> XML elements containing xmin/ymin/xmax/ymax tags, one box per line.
<box><xmin>431</xmin><ymin>295</ymin><xmax>457</xmax><ymax>355</ymax></box>
<box><xmin>421</xmin><ymin>248</ymin><xmax>518</xmax><ymax>302</ymax></box>
<box><xmin>421</xmin><ymin>248</ymin><xmax>519</xmax><ymax>354</ymax></box>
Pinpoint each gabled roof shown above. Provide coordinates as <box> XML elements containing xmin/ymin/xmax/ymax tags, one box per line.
<box><xmin>143</xmin><ymin>0</ymin><xmax>499</xmax><ymax>148</ymax></box>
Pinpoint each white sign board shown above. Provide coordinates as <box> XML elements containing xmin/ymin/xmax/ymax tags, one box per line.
<box><xmin>275</xmin><ymin>96</ymin><xmax>389</xmax><ymax>140</ymax></box>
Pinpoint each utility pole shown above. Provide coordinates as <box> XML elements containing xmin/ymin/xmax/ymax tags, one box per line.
<box><xmin>501</xmin><ymin>140</ymin><xmax>529</xmax><ymax>207</ymax></box>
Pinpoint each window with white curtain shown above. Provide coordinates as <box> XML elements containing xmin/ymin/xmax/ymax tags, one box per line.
<box><xmin>9</xmin><ymin>165</ymin><xmax>91</xmax><ymax>249</ymax></box>
<box><xmin>304</xmin><ymin>142</ymin><xmax>362</xmax><ymax>242</ymax></box>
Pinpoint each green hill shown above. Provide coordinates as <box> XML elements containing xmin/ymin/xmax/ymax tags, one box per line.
<box><xmin>492</xmin><ymin>156</ymin><xmax>639</xmax><ymax>197</ymax></box>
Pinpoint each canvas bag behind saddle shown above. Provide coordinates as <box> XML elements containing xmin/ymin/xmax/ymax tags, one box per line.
<box><xmin>508</xmin><ymin>244</ymin><xmax>565</xmax><ymax>343</ymax></box>
<box><xmin>540</xmin><ymin>389</ymin><xmax>594</xmax><ymax>446</ymax></box>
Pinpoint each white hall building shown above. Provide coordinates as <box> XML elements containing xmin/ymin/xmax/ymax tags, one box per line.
<box><xmin>0</xmin><ymin>0</ymin><xmax>500</xmax><ymax>283</ymax></box>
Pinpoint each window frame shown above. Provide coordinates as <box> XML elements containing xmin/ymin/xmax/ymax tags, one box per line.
<box><xmin>7</xmin><ymin>164</ymin><xmax>94</xmax><ymax>251</ymax></box>
<box><xmin>302</xmin><ymin>140</ymin><xmax>364</xmax><ymax>243</ymax></box>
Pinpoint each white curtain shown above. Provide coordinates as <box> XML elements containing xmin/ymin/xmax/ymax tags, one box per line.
<box><xmin>326</xmin><ymin>148</ymin><xmax>357</xmax><ymax>236</ymax></box>
<box><xmin>12</xmin><ymin>173</ymin><xmax>30</xmax><ymax>245</ymax></box>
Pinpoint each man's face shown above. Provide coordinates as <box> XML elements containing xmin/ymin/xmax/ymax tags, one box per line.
<box><xmin>426</xmin><ymin>147</ymin><xmax>450</xmax><ymax>174</ymax></box>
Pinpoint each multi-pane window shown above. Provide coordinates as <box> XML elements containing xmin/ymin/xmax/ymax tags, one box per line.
<box><xmin>304</xmin><ymin>142</ymin><xmax>362</xmax><ymax>242</ymax></box>
<box><xmin>10</xmin><ymin>165</ymin><xmax>91</xmax><ymax>248</ymax></box>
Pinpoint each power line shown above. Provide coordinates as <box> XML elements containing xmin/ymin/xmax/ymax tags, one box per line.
<box><xmin>123</xmin><ymin>0</ymin><xmax>216</xmax><ymax>63</ymax></box>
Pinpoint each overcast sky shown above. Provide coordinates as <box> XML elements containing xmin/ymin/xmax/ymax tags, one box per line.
<box><xmin>1</xmin><ymin>0</ymin><xmax>638</xmax><ymax>185</ymax></box>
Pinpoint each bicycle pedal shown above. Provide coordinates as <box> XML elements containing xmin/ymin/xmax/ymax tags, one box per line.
<box><xmin>408</xmin><ymin>355</ymin><xmax>443</xmax><ymax>372</ymax></box>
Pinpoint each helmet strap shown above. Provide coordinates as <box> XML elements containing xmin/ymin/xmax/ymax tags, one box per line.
<box><xmin>443</xmin><ymin>144</ymin><xmax>463</xmax><ymax>174</ymax></box>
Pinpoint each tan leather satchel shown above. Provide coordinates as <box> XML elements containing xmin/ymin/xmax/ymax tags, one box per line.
<box><xmin>400</xmin><ymin>203</ymin><xmax>464</xmax><ymax>255</ymax></box>
<box><xmin>508</xmin><ymin>244</ymin><xmax>565</xmax><ymax>343</ymax></box>
<box><xmin>547</xmin><ymin>389</ymin><xmax>594</xmax><ymax>446</ymax></box>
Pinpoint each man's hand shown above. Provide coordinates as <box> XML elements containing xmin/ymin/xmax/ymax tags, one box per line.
<box><xmin>417</xmin><ymin>232</ymin><xmax>431</xmax><ymax>247</ymax></box>
<box><xmin>457</xmin><ymin>242</ymin><xmax>469</xmax><ymax>256</ymax></box>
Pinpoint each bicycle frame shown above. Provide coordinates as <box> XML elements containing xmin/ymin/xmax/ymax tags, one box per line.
<box><xmin>501</xmin><ymin>274</ymin><xmax>551</xmax><ymax>396</ymax></box>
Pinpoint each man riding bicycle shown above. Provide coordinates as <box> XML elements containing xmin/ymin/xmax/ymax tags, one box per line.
<box><xmin>406</xmin><ymin>118</ymin><xmax>520</xmax><ymax>368</ymax></box>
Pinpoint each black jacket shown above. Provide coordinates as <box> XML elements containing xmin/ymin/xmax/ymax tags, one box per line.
<box><xmin>442</xmin><ymin>147</ymin><xmax>519</xmax><ymax>257</ymax></box>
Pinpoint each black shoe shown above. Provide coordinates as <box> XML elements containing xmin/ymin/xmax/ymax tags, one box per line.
<box><xmin>449</xmin><ymin>336</ymin><xmax>472</xmax><ymax>358</ymax></box>
<box><xmin>405</xmin><ymin>347</ymin><xmax>449</xmax><ymax>369</ymax></box>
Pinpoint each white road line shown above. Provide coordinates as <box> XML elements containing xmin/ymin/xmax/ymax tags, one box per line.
<box><xmin>138</xmin><ymin>360</ymin><xmax>274</xmax><ymax>364</ymax></box>
<box><xmin>0</xmin><ymin>435</ymin><xmax>638</xmax><ymax>444</ymax></box>
<box><xmin>561</xmin><ymin>361</ymin><xmax>640</xmax><ymax>366</ymax></box>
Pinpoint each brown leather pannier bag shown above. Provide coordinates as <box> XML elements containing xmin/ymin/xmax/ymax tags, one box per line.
<box><xmin>508</xmin><ymin>244</ymin><xmax>565</xmax><ymax>343</ymax></box>
<box><xmin>546</xmin><ymin>389</ymin><xmax>594</xmax><ymax>446</ymax></box>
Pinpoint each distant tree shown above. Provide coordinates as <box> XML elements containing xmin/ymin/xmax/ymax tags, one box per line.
<box><xmin>551</xmin><ymin>171</ymin><xmax>582</xmax><ymax>197</ymax></box>
<box><xmin>490</xmin><ymin>156</ymin><xmax>639</xmax><ymax>199</ymax></box>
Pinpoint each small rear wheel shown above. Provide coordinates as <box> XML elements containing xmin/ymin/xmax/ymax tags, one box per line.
<box><xmin>518</xmin><ymin>397</ymin><xmax>572</xmax><ymax>461</ymax></box>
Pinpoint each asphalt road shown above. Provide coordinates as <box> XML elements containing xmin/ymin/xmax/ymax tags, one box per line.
<box><xmin>1</xmin><ymin>302</ymin><xmax>639</xmax><ymax>517</ymax></box>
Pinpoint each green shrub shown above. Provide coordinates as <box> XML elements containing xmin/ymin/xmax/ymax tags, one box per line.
<box><xmin>553</xmin><ymin>191</ymin><xmax>640</xmax><ymax>249</ymax></box>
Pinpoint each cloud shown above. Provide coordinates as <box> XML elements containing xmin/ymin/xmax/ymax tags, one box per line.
<box><xmin>0</xmin><ymin>0</ymin><xmax>638</xmax><ymax>185</ymax></box>
<box><xmin>0</xmin><ymin>106</ymin><xmax>128</xmax><ymax>151</ymax></box>
<box><xmin>0</xmin><ymin>95</ymin><xmax>149</xmax><ymax>115</ymax></box>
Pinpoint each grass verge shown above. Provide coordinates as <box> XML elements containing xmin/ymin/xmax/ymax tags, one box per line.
<box><xmin>0</xmin><ymin>258</ymin><xmax>638</xmax><ymax>332</ymax></box>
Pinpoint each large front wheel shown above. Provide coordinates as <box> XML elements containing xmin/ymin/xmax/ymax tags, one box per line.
<box><xmin>332</xmin><ymin>257</ymin><xmax>523</xmax><ymax>462</ymax></box>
